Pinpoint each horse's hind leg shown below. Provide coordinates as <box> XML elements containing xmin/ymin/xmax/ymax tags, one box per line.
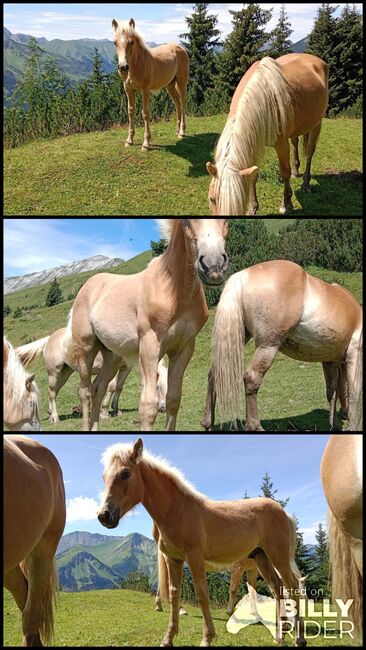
<box><xmin>322</xmin><ymin>362</ymin><xmax>342</xmax><ymax>431</ymax></box>
<box><xmin>227</xmin><ymin>560</ymin><xmax>246</xmax><ymax>616</ymax></box>
<box><xmin>250</xmin><ymin>550</ymin><xmax>286</xmax><ymax>645</ymax></box>
<box><xmin>21</xmin><ymin>550</ymin><xmax>57</xmax><ymax>646</ymax></box>
<box><xmin>90</xmin><ymin>349</ymin><xmax>121</xmax><ymax>431</ymax></box>
<box><xmin>338</xmin><ymin>362</ymin><xmax>349</xmax><ymax>420</ymax></box>
<box><xmin>141</xmin><ymin>88</ymin><xmax>152</xmax><ymax>151</ymax></box>
<box><xmin>275</xmin><ymin>138</ymin><xmax>294</xmax><ymax>214</ymax></box>
<box><xmin>201</xmin><ymin>367</ymin><xmax>216</xmax><ymax>431</ymax></box>
<box><xmin>291</xmin><ymin>137</ymin><xmax>301</xmax><ymax>177</ymax></box>
<box><xmin>47</xmin><ymin>365</ymin><xmax>74</xmax><ymax>424</ymax></box>
<box><xmin>247</xmin><ymin>568</ymin><xmax>262</xmax><ymax>621</ymax></box>
<box><xmin>302</xmin><ymin>122</ymin><xmax>322</xmax><ymax>191</ymax></box>
<box><xmin>244</xmin><ymin>345</ymin><xmax>279</xmax><ymax>431</ymax></box>
<box><xmin>345</xmin><ymin>337</ymin><xmax>362</xmax><ymax>431</ymax></box>
<box><xmin>167</xmin><ymin>81</ymin><xmax>182</xmax><ymax>137</ymax></box>
<box><xmin>5</xmin><ymin>566</ymin><xmax>31</xmax><ymax>644</ymax></box>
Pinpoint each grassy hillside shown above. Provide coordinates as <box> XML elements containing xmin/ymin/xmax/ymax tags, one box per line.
<box><xmin>4</xmin><ymin>116</ymin><xmax>362</xmax><ymax>216</ymax></box>
<box><xmin>3</xmin><ymin>588</ymin><xmax>354</xmax><ymax>647</ymax></box>
<box><xmin>3</xmin><ymin>255</ymin><xmax>362</xmax><ymax>431</ymax></box>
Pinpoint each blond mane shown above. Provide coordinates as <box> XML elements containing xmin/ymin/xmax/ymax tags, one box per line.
<box><xmin>101</xmin><ymin>442</ymin><xmax>204</xmax><ymax>501</ymax></box>
<box><xmin>3</xmin><ymin>336</ymin><xmax>40</xmax><ymax>406</ymax></box>
<box><xmin>155</xmin><ymin>219</ymin><xmax>178</xmax><ymax>243</ymax></box>
<box><xmin>215</xmin><ymin>57</ymin><xmax>294</xmax><ymax>215</ymax></box>
<box><xmin>114</xmin><ymin>21</ymin><xmax>148</xmax><ymax>51</ymax></box>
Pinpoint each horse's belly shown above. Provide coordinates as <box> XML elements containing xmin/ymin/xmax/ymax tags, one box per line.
<box><xmin>280</xmin><ymin>322</ymin><xmax>346</xmax><ymax>362</ymax></box>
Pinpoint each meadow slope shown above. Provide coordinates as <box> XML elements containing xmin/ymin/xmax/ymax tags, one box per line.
<box><xmin>4</xmin><ymin>116</ymin><xmax>362</xmax><ymax>216</ymax></box>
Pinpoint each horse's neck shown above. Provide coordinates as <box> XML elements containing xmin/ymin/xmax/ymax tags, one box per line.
<box><xmin>140</xmin><ymin>464</ymin><xmax>179</xmax><ymax>525</ymax></box>
<box><xmin>131</xmin><ymin>38</ymin><xmax>151</xmax><ymax>77</ymax></box>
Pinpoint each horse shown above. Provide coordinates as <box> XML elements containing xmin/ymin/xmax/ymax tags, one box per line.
<box><xmin>16</xmin><ymin>329</ymin><xmax>168</xmax><ymax>423</ymax></box>
<box><xmin>4</xmin><ymin>435</ymin><xmax>66</xmax><ymax>646</ymax></box>
<box><xmin>98</xmin><ymin>438</ymin><xmax>306</xmax><ymax>647</ymax></box>
<box><xmin>112</xmin><ymin>18</ymin><xmax>189</xmax><ymax>150</ymax></box>
<box><xmin>3</xmin><ymin>337</ymin><xmax>41</xmax><ymax>431</ymax></box>
<box><xmin>205</xmin><ymin>260</ymin><xmax>362</xmax><ymax>431</ymax></box>
<box><xmin>321</xmin><ymin>434</ymin><xmax>362</xmax><ymax>641</ymax></box>
<box><xmin>207</xmin><ymin>53</ymin><xmax>328</xmax><ymax>215</ymax></box>
<box><xmin>70</xmin><ymin>219</ymin><xmax>229</xmax><ymax>431</ymax></box>
<box><xmin>153</xmin><ymin>520</ymin><xmax>261</xmax><ymax>620</ymax></box>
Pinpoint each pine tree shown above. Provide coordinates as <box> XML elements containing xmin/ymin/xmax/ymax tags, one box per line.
<box><xmin>305</xmin><ymin>4</ymin><xmax>339</xmax><ymax>114</ymax></box>
<box><xmin>260</xmin><ymin>471</ymin><xmax>290</xmax><ymax>509</ymax></box>
<box><xmin>180</xmin><ymin>3</ymin><xmax>221</xmax><ymax>112</ymax></box>
<box><xmin>215</xmin><ymin>4</ymin><xmax>273</xmax><ymax>104</ymax></box>
<box><xmin>332</xmin><ymin>4</ymin><xmax>363</xmax><ymax>114</ymax></box>
<box><xmin>293</xmin><ymin>515</ymin><xmax>313</xmax><ymax>578</ymax></box>
<box><xmin>266</xmin><ymin>5</ymin><xmax>293</xmax><ymax>59</ymax></box>
<box><xmin>45</xmin><ymin>279</ymin><xmax>64</xmax><ymax>307</ymax></box>
<box><xmin>151</xmin><ymin>239</ymin><xmax>168</xmax><ymax>257</ymax></box>
<box><xmin>306</xmin><ymin>522</ymin><xmax>331</xmax><ymax>600</ymax></box>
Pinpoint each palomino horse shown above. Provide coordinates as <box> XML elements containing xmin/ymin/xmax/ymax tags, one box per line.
<box><xmin>16</xmin><ymin>329</ymin><xmax>168</xmax><ymax>423</ymax></box>
<box><xmin>321</xmin><ymin>435</ymin><xmax>363</xmax><ymax>642</ymax></box>
<box><xmin>98</xmin><ymin>438</ymin><xmax>306</xmax><ymax>647</ymax></box>
<box><xmin>207</xmin><ymin>53</ymin><xmax>328</xmax><ymax>215</ymax></box>
<box><xmin>112</xmin><ymin>18</ymin><xmax>189</xmax><ymax>150</ymax></box>
<box><xmin>4</xmin><ymin>435</ymin><xmax>66</xmax><ymax>646</ymax></box>
<box><xmin>153</xmin><ymin>520</ymin><xmax>261</xmax><ymax>620</ymax></box>
<box><xmin>70</xmin><ymin>219</ymin><xmax>229</xmax><ymax>431</ymax></box>
<box><xmin>206</xmin><ymin>260</ymin><xmax>362</xmax><ymax>431</ymax></box>
<box><xmin>3</xmin><ymin>337</ymin><xmax>41</xmax><ymax>431</ymax></box>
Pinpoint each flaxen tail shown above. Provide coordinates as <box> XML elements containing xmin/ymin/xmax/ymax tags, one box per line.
<box><xmin>158</xmin><ymin>548</ymin><xmax>169</xmax><ymax>603</ymax></box>
<box><xmin>328</xmin><ymin>509</ymin><xmax>362</xmax><ymax>640</ymax></box>
<box><xmin>16</xmin><ymin>337</ymin><xmax>50</xmax><ymax>366</ymax></box>
<box><xmin>20</xmin><ymin>557</ymin><xmax>59</xmax><ymax>644</ymax></box>
<box><xmin>213</xmin><ymin>272</ymin><xmax>245</xmax><ymax>425</ymax></box>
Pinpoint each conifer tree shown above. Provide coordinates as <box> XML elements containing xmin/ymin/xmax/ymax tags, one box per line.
<box><xmin>180</xmin><ymin>3</ymin><xmax>221</xmax><ymax>112</ymax></box>
<box><xmin>266</xmin><ymin>4</ymin><xmax>293</xmax><ymax>59</ymax></box>
<box><xmin>46</xmin><ymin>278</ymin><xmax>64</xmax><ymax>307</ymax></box>
<box><xmin>332</xmin><ymin>4</ymin><xmax>363</xmax><ymax>113</ymax></box>
<box><xmin>305</xmin><ymin>4</ymin><xmax>339</xmax><ymax>114</ymax></box>
<box><xmin>260</xmin><ymin>471</ymin><xmax>290</xmax><ymax>509</ymax></box>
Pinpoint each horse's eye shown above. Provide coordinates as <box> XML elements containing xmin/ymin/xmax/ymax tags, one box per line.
<box><xmin>121</xmin><ymin>470</ymin><xmax>131</xmax><ymax>480</ymax></box>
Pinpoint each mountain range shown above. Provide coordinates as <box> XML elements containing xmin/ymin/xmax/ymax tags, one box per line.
<box><xmin>56</xmin><ymin>532</ymin><xmax>158</xmax><ymax>592</ymax></box>
<box><xmin>4</xmin><ymin>255</ymin><xmax>124</xmax><ymax>294</ymax></box>
<box><xmin>4</xmin><ymin>27</ymin><xmax>309</xmax><ymax>101</ymax></box>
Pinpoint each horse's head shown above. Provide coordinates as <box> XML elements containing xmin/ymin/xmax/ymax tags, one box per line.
<box><xmin>182</xmin><ymin>219</ymin><xmax>229</xmax><ymax>287</ymax></box>
<box><xmin>3</xmin><ymin>340</ymin><xmax>41</xmax><ymax>431</ymax></box>
<box><xmin>112</xmin><ymin>18</ymin><xmax>137</xmax><ymax>78</ymax></box>
<box><xmin>98</xmin><ymin>438</ymin><xmax>145</xmax><ymax>529</ymax></box>
<box><xmin>206</xmin><ymin>161</ymin><xmax>258</xmax><ymax>215</ymax></box>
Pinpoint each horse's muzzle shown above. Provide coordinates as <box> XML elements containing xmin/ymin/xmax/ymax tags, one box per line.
<box><xmin>118</xmin><ymin>64</ymin><xmax>129</xmax><ymax>74</ymax></box>
<box><xmin>98</xmin><ymin>509</ymin><xmax>119</xmax><ymax>529</ymax></box>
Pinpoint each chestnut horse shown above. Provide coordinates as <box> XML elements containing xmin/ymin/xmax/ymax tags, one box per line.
<box><xmin>112</xmin><ymin>18</ymin><xmax>189</xmax><ymax>150</ymax></box>
<box><xmin>3</xmin><ymin>337</ymin><xmax>41</xmax><ymax>431</ymax></box>
<box><xmin>16</xmin><ymin>329</ymin><xmax>168</xmax><ymax>423</ymax></box>
<box><xmin>70</xmin><ymin>219</ymin><xmax>228</xmax><ymax>431</ymax></box>
<box><xmin>206</xmin><ymin>260</ymin><xmax>362</xmax><ymax>431</ymax></box>
<box><xmin>207</xmin><ymin>53</ymin><xmax>328</xmax><ymax>215</ymax></box>
<box><xmin>98</xmin><ymin>438</ymin><xmax>306</xmax><ymax>647</ymax></box>
<box><xmin>321</xmin><ymin>434</ymin><xmax>363</xmax><ymax>641</ymax></box>
<box><xmin>4</xmin><ymin>435</ymin><xmax>66</xmax><ymax>646</ymax></box>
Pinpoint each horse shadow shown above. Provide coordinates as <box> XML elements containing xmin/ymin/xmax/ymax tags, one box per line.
<box><xmin>291</xmin><ymin>170</ymin><xmax>362</xmax><ymax>216</ymax></box>
<box><xmin>153</xmin><ymin>132</ymin><xmax>220</xmax><ymax>178</ymax></box>
<box><xmin>208</xmin><ymin>409</ymin><xmax>339</xmax><ymax>432</ymax></box>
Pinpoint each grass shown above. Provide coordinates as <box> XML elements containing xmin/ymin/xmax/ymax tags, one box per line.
<box><xmin>3</xmin><ymin>589</ymin><xmax>356</xmax><ymax>647</ymax></box>
<box><xmin>3</xmin><ymin>263</ymin><xmax>362</xmax><ymax>432</ymax></box>
<box><xmin>4</xmin><ymin>116</ymin><xmax>362</xmax><ymax>216</ymax></box>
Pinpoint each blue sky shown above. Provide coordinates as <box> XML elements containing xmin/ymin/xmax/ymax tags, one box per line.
<box><xmin>4</xmin><ymin>218</ymin><xmax>161</xmax><ymax>277</ymax></box>
<box><xmin>4</xmin><ymin>3</ymin><xmax>362</xmax><ymax>45</ymax></box>
<box><xmin>19</xmin><ymin>434</ymin><xmax>330</xmax><ymax>544</ymax></box>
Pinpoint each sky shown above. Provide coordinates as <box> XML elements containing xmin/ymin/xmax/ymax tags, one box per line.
<box><xmin>4</xmin><ymin>218</ymin><xmax>162</xmax><ymax>277</ymax></box>
<box><xmin>4</xmin><ymin>3</ymin><xmax>363</xmax><ymax>46</ymax></box>
<box><xmin>14</xmin><ymin>433</ymin><xmax>330</xmax><ymax>545</ymax></box>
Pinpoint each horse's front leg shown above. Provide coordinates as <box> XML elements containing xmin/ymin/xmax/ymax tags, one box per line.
<box><xmin>187</xmin><ymin>552</ymin><xmax>216</xmax><ymax>646</ymax></box>
<box><xmin>201</xmin><ymin>367</ymin><xmax>216</xmax><ymax>431</ymax></box>
<box><xmin>244</xmin><ymin>346</ymin><xmax>279</xmax><ymax>431</ymax></box>
<box><xmin>227</xmin><ymin>561</ymin><xmax>246</xmax><ymax>616</ymax></box>
<box><xmin>275</xmin><ymin>138</ymin><xmax>294</xmax><ymax>214</ymax></box>
<box><xmin>161</xmin><ymin>558</ymin><xmax>184</xmax><ymax>647</ymax></box>
<box><xmin>246</xmin><ymin>179</ymin><xmax>259</xmax><ymax>215</ymax></box>
<box><xmin>166</xmin><ymin>339</ymin><xmax>195</xmax><ymax>431</ymax></box>
<box><xmin>139</xmin><ymin>331</ymin><xmax>160</xmax><ymax>431</ymax></box>
<box><xmin>124</xmin><ymin>82</ymin><xmax>136</xmax><ymax>147</ymax></box>
<box><xmin>142</xmin><ymin>88</ymin><xmax>152</xmax><ymax>151</ymax></box>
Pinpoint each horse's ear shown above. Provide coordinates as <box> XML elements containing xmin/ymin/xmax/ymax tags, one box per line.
<box><xmin>132</xmin><ymin>438</ymin><xmax>143</xmax><ymax>463</ymax></box>
<box><xmin>26</xmin><ymin>373</ymin><xmax>36</xmax><ymax>392</ymax></box>
<box><xmin>206</xmin><ymin>162</ymin><xmax>217</xmax><ymax>177</ymax></box>
<box><xmin>239</xmin><ymin>165</ymin><xmax>258</xmax><ymax>179</ymax></box>
<box><xmin>112</xmin><ymin>18</ymin><xmax>118</xmax><ymax>31</ymax></box>
<box><xmin>3</xmin><ymin>342</ymin><xmax>9</xmax><ymax>368</ymax></box>
<box><xmin>129</xmin><ymin>18</ymin><xmax>135</xmax><ymax>30</ymax></box>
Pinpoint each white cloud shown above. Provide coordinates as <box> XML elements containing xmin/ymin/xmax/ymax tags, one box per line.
<box><xmin>67</xmin><ymin>496</ymin><xmax>99</xmax><ymax>522</ymax></box>
<box><xmin>300</xmin><ymin>519</ymin><xmax>327</xmax><ymax>545</ymax></box>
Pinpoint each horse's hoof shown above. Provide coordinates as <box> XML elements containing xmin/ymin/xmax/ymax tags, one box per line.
<box><xmin>125</xmin><ymin>142</ymin><xmax>133</xmax><ymax>148</ymax></box>
<box><xmin>142</xmin><ymin>144</ymin><xmax>152</xmax><ymax>151</ymax></box>
<box><xmin>296</xmin><ymin>640</ymin><xmax>307</xmax><ymax>647</ymax></box>
<box><xmin>100</xmin><ymin>412</ymin><xmax>109</xmax><ymax>420</ymax></box>
<box><xmin>179</xmin><ymin>608</ymin><xmax>188</xmax><ymax>616</ymax></box>
<box><xmin>178</xmin><ymin>134</ymin><xmax>185</xmax><ymax>140</ymax></box>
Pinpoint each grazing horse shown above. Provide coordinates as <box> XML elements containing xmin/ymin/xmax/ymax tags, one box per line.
<box><xmin>98</xmin><ymin>438</ymin><xmax>306</xmax><ymax>647</ymax></box>
<box><xmin>16</xmin><ymin>329</ymin><xmax>168</xmax><ymax>423</ymax></box>
<box><xmin>321</xmin><ymin>435</ymin><xmax>362</xmax><ymax>641</ymax></box>
<box><xmin>112</xmin><ymin>18</ymin><xmax>189</xmax><ymax>150</ymax></box>
<box><xmin>205</xmin><ymin>260</ymin><xmax>362</xmax><ymax>431</ymax></box>
<box><xmin>4</xmin><ymin>435</ymin><xmax>66</xmax><ymax>646</ymax></box>
<box><xmin>70</xmin><ymin>219</ymin><xmax>229</xmax><ymax>431</ymax></box>
<box><xmin>3</xmin><ymin>337</ymin><xmax>41</xmax><ymax>431</ymax></box>
<box><xmin>207</xmin><ymin>53</ymin><xmax>328</xmax><ymax>215</ymax></box>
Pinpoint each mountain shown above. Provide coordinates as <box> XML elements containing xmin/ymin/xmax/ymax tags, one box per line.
<box><xmin>4</xmin><ymin>254</ymin><xmax>124</xmax><ymax>294</ymax></box>
<box><xmin>291</xmin><ymin>37</ymin><xmax>309</xmax><ymax>53</ymax></box>
<box><xmin>56</xmin><ymin>532</ymin><xmax>159</xmax><ymax>592</ymax></box>
<box><xmin>3</xmin><ymin>28</ymin><xmax>159</xmax><ymax>100</ymax></box>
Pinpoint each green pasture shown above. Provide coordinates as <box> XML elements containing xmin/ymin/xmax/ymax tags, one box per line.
<box><xmin>4</xmin><ymin>116</ymin><xmax>362</xmax><ymax>216</ymax></box>
<box><xmin>3</xmin><ymin>257</ymin><xmax>362</xmax><ymax>432</ymax></box>
<box><xmin>3</xmin><ymin>589</ymin><xmax>356</xmax><ymax>647</ymax></box>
